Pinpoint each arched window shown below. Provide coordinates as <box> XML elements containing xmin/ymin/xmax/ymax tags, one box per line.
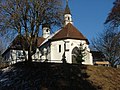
<box><xmin>72</xmin><ymin>47</ymin><xmax>79</xmax><ymax>63</ymax></box>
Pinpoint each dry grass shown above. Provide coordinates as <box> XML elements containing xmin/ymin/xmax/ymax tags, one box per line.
<box><xmin>86</xmin><ymin>65</ymin><xmax>120</xmax><ymax>90</ymax></box>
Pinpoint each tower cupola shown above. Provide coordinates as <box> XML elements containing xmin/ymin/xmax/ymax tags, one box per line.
<box><xmin>64</xmin><ymin>0</ymin><xmax>73</xmax><ymax>26</ymax></box>
<box><xmin>42</xmin><ymin>23</ymin><xmax>51</xmax><ymax>38</ymax></box>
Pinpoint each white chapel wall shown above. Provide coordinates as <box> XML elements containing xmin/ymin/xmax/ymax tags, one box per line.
<box><xmin>43</xmin><ymin>39</ymin><xmax>93</xmax><ymax>65</ymax></box>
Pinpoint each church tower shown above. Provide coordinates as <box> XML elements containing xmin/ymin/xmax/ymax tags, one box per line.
<box><xmin>64</xmin><ymin>0</ymin><xmax>73</xmax><ymax>26</ymax></box>
<box><xmin>42</xmin><ymin>23</ymin><xmax>50</xmax><ymax>38</ymax></box>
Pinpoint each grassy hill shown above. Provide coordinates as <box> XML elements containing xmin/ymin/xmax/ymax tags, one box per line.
<box><xmin>0</xmin><ymin>62</ymin><xmax>120</xmax><ymax>90</ymax></box>
<box><xmin>86</xmin><ymin>65</ymin><xmax>120</xmax><ymax>90</ymax></box>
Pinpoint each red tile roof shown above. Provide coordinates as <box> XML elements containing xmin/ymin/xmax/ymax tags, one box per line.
<box><xmin>2</xmin><ymin>36</ymin><xmax>45</xmax><ymax>55</ymax></box>
<box><xmin>37</xmin><ymin>37</ymin><xmax>45</xmax><ymax>47</ymax></box>
<box><xmin>9</xmin><ymin>35</ymin><xmax>28</xmax><ymax>50</ymax></box>
<box><xmin>9</xmin><ymin>36</ymin><xmax>45</xmax><ymax>50</ymax></box>
<box><xmin>51</xmin><ymin>23</ymin><xmax>89</xmax><ymax>43</ymax></box>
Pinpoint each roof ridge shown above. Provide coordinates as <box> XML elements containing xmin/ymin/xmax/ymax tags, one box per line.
<box><xmin>66</xmin><ymin>23</ymin><xmax>69</xmax><ymax>37</ymax></box>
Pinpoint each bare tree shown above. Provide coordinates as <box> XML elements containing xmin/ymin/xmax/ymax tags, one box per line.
<box><xmin>0</xmin><ymin>38</ymin><xmax>4</xmax><ymax>52</ymax></box>
<box><xmin>0</xmin><ymin>38</ymin><xmax>4</xmax><ymax>67</ymax></box>
<box><xmin>92</xmin><ymin>29</ymin><xmax>120</xmax><ymax>67</ymax></box>
<box><xmin>0</xmin><ymin>0</ymin><xmax>63</xmax><ymax>61</ymax></box>
<box><xmin>101</xmin><ymin>0</ymin><xmax>120</xmax><ymax>67</ymax></box>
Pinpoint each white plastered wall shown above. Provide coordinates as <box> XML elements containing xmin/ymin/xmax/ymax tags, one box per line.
<box><xmin>50</xmin><ymin>39</ymin><xmax>93</xmax><ymax>65</ymax></box>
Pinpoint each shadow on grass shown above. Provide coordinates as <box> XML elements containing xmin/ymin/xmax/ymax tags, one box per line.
<box><xmin>0</xmin><ymin>62</ymin><xmax>97</xmax><ymax>90</ymax></box>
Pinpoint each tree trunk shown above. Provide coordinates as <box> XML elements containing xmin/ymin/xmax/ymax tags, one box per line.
<box><xmin>28</xmin><ymin>50</ymin><xmax>32</xmax><ymax>62</ymax></box>
<box><xmin>23</xmin><ymin>50</ymin><xmax>27</xmax><ymax>61</ymax></box>
<box><xmin>28</xmin><ymin>40</ymin><xmax>33</xmax><ymax>62</ymax></box>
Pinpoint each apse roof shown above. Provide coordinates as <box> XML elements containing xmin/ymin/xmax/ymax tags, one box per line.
<box><xmin>51</xmin><ymin>23</ymin><xmax>88</xmax><ymax>42</ymax></box>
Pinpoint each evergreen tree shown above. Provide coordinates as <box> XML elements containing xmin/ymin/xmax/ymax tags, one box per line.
<box><xmin>74</xmin><ymin>44</ymin><xmax>87</xmax><ymax>64</ymax></box>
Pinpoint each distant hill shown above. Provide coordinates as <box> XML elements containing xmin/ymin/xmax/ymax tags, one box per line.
<box><xmin>0</xmin><ymin>62</ymin><xmax>120</xmax><ymax>90</ymax></box>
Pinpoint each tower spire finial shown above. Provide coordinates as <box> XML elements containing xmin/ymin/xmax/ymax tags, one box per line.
<box><xmin>64</xmin><ymin>0</ymin><xmax>71</xmax><ymax>14</ymax></box>
<box><xmin>64</xmin><ymin>0</ymin><xmax>73</xmax><ymax>25</ymax></box>
<box><xmin>66</xmin><ymin>0</ymin><xmax>68</xmax><ymax>5</ymax></box>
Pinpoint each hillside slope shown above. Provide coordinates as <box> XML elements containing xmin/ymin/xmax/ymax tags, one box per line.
<box><xmin>0</xmin><ymin>62</ymin><xmax>120</xmax><ymax>90</ymax></box>
<box><xmin>86</xmin><ymin>65</ymin><xmax>120</xmax><ymax>90</ymax></box>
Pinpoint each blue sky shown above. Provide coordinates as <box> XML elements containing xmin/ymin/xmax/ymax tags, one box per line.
<box><xmin>64</xmin><ymin>0</ymin><xmax>114</xmax><ymax>43</ymax></box>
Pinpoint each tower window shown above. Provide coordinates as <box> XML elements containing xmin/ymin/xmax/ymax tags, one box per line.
<box><xmin>68</xmin><ymin>17</ymin><xmax>70</xmax><ymax>20</ymax></box>
<box><xmin>46</xmin><ymin>29</ymin><xmax>49</xmax><ymax>32</ymax></box>
<box><xmin>59</xmin><ymin>45</ymin><xmax>61</xmax><ymax>53</ymax></box>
